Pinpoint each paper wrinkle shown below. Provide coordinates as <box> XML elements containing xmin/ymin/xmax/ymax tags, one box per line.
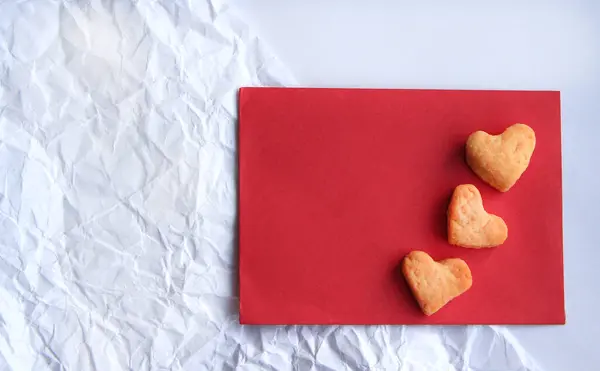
<box><xmin>0</xmin><ymin>0</ymin><xmax>542</xmax><ymax>370</ymax></box>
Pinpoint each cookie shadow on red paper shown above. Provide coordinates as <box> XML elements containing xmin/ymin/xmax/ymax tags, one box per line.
<box><xmin>431</xmin><ymin>192</ymin><xmax>452</xmax><ymax>243</ymax></box>
<box><xmin>392</xmin><ymin>261</ymin><xmax>423</xmax><ymax>315</ymax></box>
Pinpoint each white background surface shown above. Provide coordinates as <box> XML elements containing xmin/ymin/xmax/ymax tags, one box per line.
<box><xmin>231</xmin><ymin>1</ymin><xmax>600</xmax><ymax>370</ymax></box>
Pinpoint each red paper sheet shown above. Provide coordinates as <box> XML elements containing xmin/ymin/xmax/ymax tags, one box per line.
<box><xmin>238</xmin><ymin>87</ymin><xmax>564</xmax><ymax>325</ymax></box>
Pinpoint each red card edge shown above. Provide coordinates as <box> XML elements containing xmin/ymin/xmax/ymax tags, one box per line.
<box><xmin>239</xmin><ymin>86</ymin><xmax>561</xmax><ymax>94</ymax></box>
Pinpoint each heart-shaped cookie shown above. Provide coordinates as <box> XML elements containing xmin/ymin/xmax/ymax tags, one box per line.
<box><xmin>448</xmin><ymin>184</ymin><xmax>508</xmax><ymax>248</ymax></box>
<box><xmin>402</xmin><ymin>251</ymin><xmax>472</xmax><ymax>316</ymax></box>
<box><xmin>466</xmin><ymin>123</ymin><xmax>536</xmax><ymax>192</ymax></box>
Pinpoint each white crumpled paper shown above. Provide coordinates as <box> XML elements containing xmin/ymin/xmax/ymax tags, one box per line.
<box><xmin>0</xmin><ymin>0</ymin><xmax>543</xmax><ymax>370</ymax></box>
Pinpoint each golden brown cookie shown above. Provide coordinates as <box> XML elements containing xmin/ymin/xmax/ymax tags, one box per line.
<box><xmin>402</xmin><ymin>251</ymin><xmax>472</xmax><ymax>316</ymax></box>
<box><xmin>448</xmin><ymin>184</ymin><xmax>508</xmax><ymax>248</ymax></box>
<box><xmin>466</xmin><ymin>123</ymin><xmax>536</xmax><ymax>192</ymax></box>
